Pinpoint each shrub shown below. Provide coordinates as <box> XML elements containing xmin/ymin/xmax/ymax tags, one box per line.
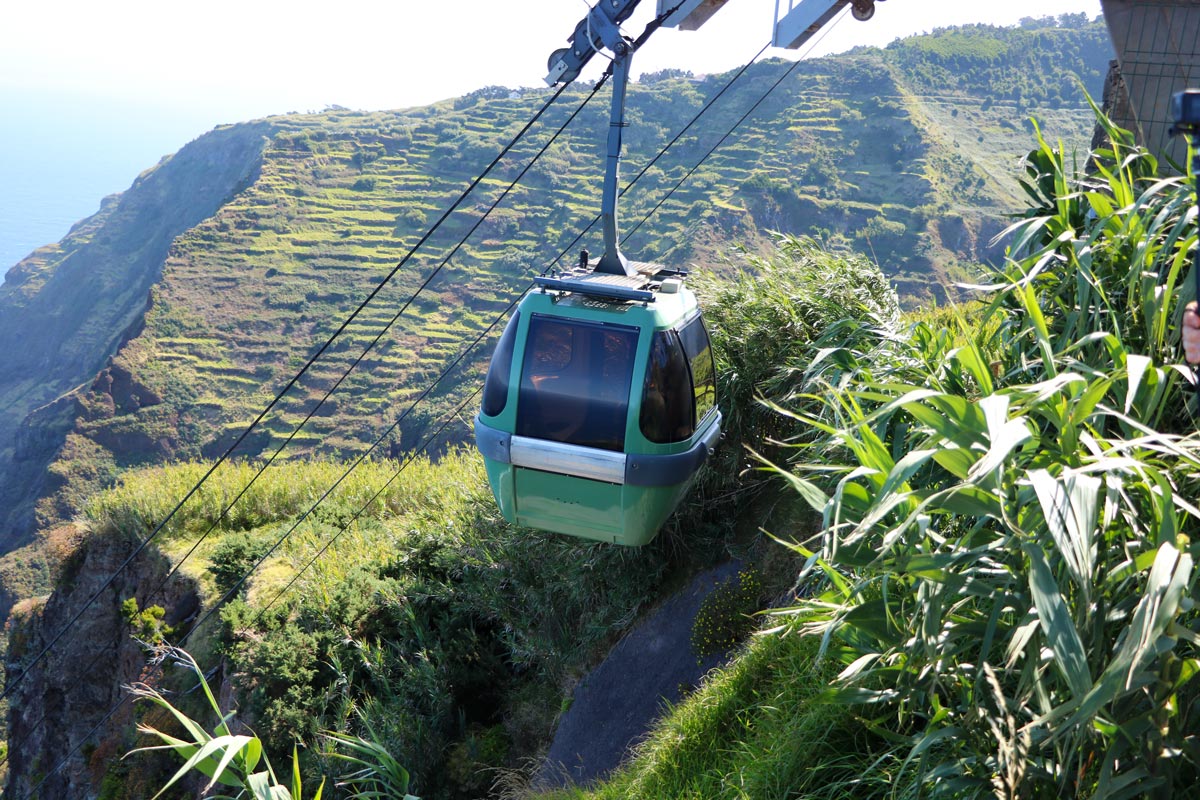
<box><xmin>444</xmin><ymin>724</ymin><xmax>508</xmax><ymax>796</ymax></box>
<box><xmin>696</xmin><ymin>234</ymin><xmax>900</xmax><ymax>494</ymax></box>
<box><xmin>690</xmin><ymin>567</ymin><xmax>764</xmax><ymax>658</ymax></box>
<box><xmin>120</xmin><ymin>598</ymin><xmax>174</xmax><ymax>645</ymax></box>
<box><xmin>207</xmin><ymin>531</ymin><xmax>272</xmax><ymax>597</ymax></box>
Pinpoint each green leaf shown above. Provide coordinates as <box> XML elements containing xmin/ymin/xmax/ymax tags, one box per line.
<box><xmin>1094</xmin><ymin>765</ymin><xmax>1163</xmax><ymax>800</ymax></box>
<box><xmin>933</xmin><ymin>484</ymin><xmax>1002</xmax><ymax>518</ymax></box>
<box><xmin>969</xmin><ymin>394</ymin><xmax>1032</xmax><ymax>480</ymax></box>
<box><xmin>1124</xmin><ymin>354</ymin><xmax>1151</xmax><ymax>415</ymax></box>
<box><xmin>1024</xmin><ymin>543</ymin><xmax>1092</xmax><ymax>698</ymax></box>
<box><xmin>1039</xmin><ymin>543</ymin><xmax>1193</xmax><ymax>735</ymax></box>
<box><xmin>771</xmin><ymin>467</ymin><xmax>828</xmax><ymax>513</ymax></box>
<box><xmin>1029</xmin><ymin>468</ymin><xmax>1099</xmax><ymax>595</ymax></box>
<box><xmin>843</xmin><ymin>599</ymin><xmax>902</xmax><ymax>647</ymax></box>
<box><xmin>291</xmin><ymin>747</ymin><xmax>303</xmax><ymax>800</ymax></box>
<box><xmin>951</xmin><ymin>342</ymin><xmax>995</xmax><ymax>396</ymax></box>
<box><xmin>152</xmin><ymin>736</ymin><xmax>255</xmax><ymax>799</ymax></box>
<box><xmin>931</xmin><ymin>447</ymin><xmax>976</xmax><ymax>480</ymax></box>
<box><xmin>247</xmin><ymin>769</ymin><xmax>286</xmax><ymax>800</ymax></box>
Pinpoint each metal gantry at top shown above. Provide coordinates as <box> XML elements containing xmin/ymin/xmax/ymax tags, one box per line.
<box><xmin>474</xmin><ymin>0</ymin><xmax>885</xmax><ymax>545</ymax></box>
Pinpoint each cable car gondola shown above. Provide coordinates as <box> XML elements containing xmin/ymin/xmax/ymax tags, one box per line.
<box><xmin>474</xmin><ymin>0</ymin><xmax>721</xmax><ymax>544</ymax></box>
<box><xmin>475</xmin><ymin>263</ymin><xmax>721</xmax><ymax>545</ymax></box>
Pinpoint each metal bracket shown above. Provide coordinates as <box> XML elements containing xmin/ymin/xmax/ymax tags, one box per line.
<box><xmin>545</xmin><ymin>0</ymin><xmax>642</xmax><ymax>87</ymax></box>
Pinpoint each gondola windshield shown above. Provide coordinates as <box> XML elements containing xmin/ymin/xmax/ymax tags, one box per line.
<box><xmin>517</xmin><ymin>315</ymin><xmax>638</xmax><ymax>452</ymax></box>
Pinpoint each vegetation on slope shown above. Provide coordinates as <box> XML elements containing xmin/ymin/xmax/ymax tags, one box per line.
<box><xmin>2</xmin><ymin>15</ymin><xmax>1128</xmax><ymax>799</ymax></box>
<box><xmin>537</xmin><ymin>118</ymin><xmax>1200</xmax><ymax>798</ymax></box>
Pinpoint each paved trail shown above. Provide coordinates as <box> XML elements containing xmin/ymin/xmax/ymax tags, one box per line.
<box><xmin>538</xmin><ymin>560</ymin><xmax>741</xmax><ymax>788</ymax></box>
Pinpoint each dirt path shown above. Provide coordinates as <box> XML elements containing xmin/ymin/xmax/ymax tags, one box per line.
<box><xmin>537</xmin><ymin>560</ymin><xmax>742</xmax><ymax>788</ymax></box>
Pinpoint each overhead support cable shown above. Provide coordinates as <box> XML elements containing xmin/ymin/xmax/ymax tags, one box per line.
<box><xmin>147</xmin><ymin>77</ymin><xmax>607</xmax><ymax>605</ymax></box>
<box><xmin>540</xmin><ymin>41</ymin><xmax>773</xmax><ymax>278</ymax></box>
<box><xmin>254</xmin><ymin>36</ymin><xmax>811</xmax><ymax>622</ymax></box>
<box><xmin>1</xmin><ymin>61</ymin><xmax>605</xmax><ymax>800</ymax></box>
<box><xmin>622</xmin><ymin>8</ymin><xmax>847</xmax><ymax>247</ymax></box>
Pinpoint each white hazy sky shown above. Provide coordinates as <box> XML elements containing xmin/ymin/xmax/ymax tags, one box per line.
<box><xmin>4</xmin><ymin>0</ymin><xmax>1104</xmax><ymax>121</ymax></box>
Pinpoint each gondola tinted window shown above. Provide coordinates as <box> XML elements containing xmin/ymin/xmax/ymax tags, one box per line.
<box><xmin>481</xmin><ymin>312</ymin><xmax>521</xmax><ymax>417</ymax></box>
<box><xmin>679</xmin><ymin>315</ymin><xmax>716</xmax><ymax>422</ymax></box>
<box><xmin>517</xmin><ymin>315</ymin><xmax>638</xmax><ymax>451</ymax></box>
<box><xmin>640</xmin><ymin>330</ymin><xmax>693</xmax><ymax>443</ymax></box>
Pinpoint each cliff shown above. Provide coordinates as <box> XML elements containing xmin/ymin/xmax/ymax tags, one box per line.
<box><xmin>5</xmin><ymin>528</ymin><xmax>199</xmax><ymax>799</ymax></box>
<box><xmin>0</xmin><ymin>122</ymin><xmax>273</xmax><ymax>552</ymax></box>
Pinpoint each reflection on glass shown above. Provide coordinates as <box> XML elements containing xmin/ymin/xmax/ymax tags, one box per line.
<box><xmin>640</xmin><ymin>331</ymin><xmax>693</xmax><ymax>444</ymax></box>
<box><xmin>517</xmin><ymin>315</ymin><xmax>638</xmax><ymax>452</ymax></box>
<box><xmin>679</xmin><ymin>315</ymin><xmax>716</xmax><ymax>422</ymax></box>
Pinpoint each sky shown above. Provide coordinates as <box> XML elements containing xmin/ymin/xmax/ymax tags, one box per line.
<box><xmin>0</xmin><ymin>0</ymin><xmax>1104</xmax><ymax>270</ymax></box>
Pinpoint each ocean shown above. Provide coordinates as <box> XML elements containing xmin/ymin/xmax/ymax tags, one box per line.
<box><xmin>0</xmin><ymin>89</ymin><xmax>236</xmax><ymax>277</ymax></box>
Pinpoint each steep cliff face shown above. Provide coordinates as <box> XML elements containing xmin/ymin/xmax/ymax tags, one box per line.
<box><xmin>4</xmin><ymin>530</ymin><xmax>199</xmax><ymax>799</ymax></box>
<box><xmin>0</xmin><ymin>122</ymin><xmax>273</xmax><ymax>551</ymax></box>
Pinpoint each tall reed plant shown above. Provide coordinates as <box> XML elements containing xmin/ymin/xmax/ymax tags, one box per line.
<box><xmin>771</xmin><ymin>116</ymin><xmax>1200</xmax><ymax>798</ymax></box>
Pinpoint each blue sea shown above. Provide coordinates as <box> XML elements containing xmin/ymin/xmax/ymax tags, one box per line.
<box><xmin>0</xmin><ymin>89</ymin><xmax>238</xmax><ymax>277</ymax></box>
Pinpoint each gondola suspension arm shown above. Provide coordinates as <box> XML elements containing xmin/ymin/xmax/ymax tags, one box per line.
<box><xmin>546</xmin><ymin>0</ymin><xmax>645</xmax><ymax>277</ymax></box>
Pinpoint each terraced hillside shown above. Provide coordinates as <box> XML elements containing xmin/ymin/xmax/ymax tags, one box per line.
<box><xmin>0</xmin><ymin>18</ymin><xmax>1111</xmax><ymax>558</ymax></box>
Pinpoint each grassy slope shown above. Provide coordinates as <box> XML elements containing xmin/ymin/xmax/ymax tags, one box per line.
<box><xmin>535</xmin><ymin>632</ymin><xmax>881</xmax><ymax>800</ymax></box>
<box><xmin>79</xmin><ymin>449</ymin><xmax>729</xmax><ymax>799</ymax></box>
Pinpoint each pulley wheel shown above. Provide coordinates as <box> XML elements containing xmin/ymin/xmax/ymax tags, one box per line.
<box><xmin>851</xmin><ymin>2</ymin><xmax>875</xmax><ymax>21</ymax></box>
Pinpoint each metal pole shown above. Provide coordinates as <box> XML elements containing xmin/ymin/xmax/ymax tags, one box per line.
<box><xmin>597</xmin><ymin>42</ymin><xmax>635</xmax><ymax>276</ymax></box>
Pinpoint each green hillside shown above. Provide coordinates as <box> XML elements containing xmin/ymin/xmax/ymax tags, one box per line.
<box><xmin>0</xmin><ymin>18</ymin><xmax>1112</xmax><ymax>565</ymax></box>
<box><xmin>12</xmin><ymin>107</ymin><xmax>1200</xmax><ymax>799</ymax></box>
<box><xmin>3</xmin><ymin>232</ymin><xmax>893</xmax><ymax>800</ymax></box>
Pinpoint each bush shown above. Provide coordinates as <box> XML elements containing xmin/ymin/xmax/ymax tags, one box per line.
<box><xmin>207</xmin><ymin>531</ymin><xmax>272</xmax><ymax>597</ymax></box>
<box><xmin>120</xmin><ymin>598</ymin><xmax>174</xmax><ymax>645</ymax></box>
<box><xmin>690</xmin><ymin>567</ymin><xmax>764</xmax><ymax>658</ymax></box>
<box><xmin>696</xmin><ymin>234</ymin><xmax>900</xmax><ymax>495</ymax></box>
<box><xmin>445</xmin><ymin>724</ymin><xmax>508</xmax><ymax>796</ymax></box>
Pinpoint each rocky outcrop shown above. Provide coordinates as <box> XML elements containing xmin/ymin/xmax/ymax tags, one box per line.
<box><xmin>4</xmin><ymin>530</ymin><xmax>200</xmax><ymax>799</ymax></box>
<box><xmin>0</xmin><ymin>122</ymin><xmax>273</xmax><ymax>551</ymax></box>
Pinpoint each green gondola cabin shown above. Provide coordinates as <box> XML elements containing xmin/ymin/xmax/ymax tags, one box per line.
<box><xmin>474</xmin><ymin>264</ymin><xmax>721</xmax><ymax>545</ymax></box>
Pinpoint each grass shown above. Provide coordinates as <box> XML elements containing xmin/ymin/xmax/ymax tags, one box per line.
<box><xmin>529</xmin><ymin>110</ymin><xmax>1200</xmax><ymax>800</ymax></box>
<box><xmin>82</xmin><ymin>223</ymin><xmax>901</xmax><ymax>800</ymax></box>
<box><xmin>82</xmin><ymin>448</ymin><xmax>677</xmax><ymax>797</ymax></box>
